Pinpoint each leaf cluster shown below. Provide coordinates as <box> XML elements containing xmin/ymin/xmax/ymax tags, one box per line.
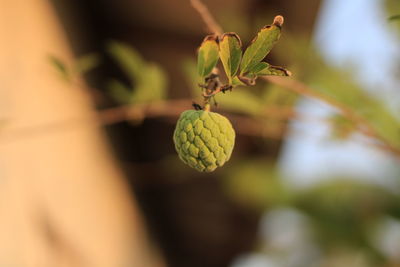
<box><xmin>107</xmin><ymin>42</ymin><xmax>167</xmax><ymax>105</ymax></box>
<box><xmin>196</xmin><ymin>15</ymin><xmax>290</xmax><ymax>96</ymax></box>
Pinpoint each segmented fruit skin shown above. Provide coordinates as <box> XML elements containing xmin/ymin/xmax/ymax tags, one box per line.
<box><xmin>173</xmin><ymin>110</ymin><xmax>235</xmax><ymax>172</ymax></box>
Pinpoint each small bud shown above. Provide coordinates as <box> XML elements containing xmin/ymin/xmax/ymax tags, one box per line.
<box><xmin>273</xmin><ymin>15</ymin><xmax>284</xmax><ymax>27</ymax></box>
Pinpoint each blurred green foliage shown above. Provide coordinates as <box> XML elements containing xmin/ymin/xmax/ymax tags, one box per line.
<box><xmin>107</xmin><ymin>41</ymin><xmax>167</xmax><ymax>105</ymax></box>
<box><xmin>74</xmin><ymin>53</ymin><xmax>100</xmax><ymax>75</ymax></box>
<box><xmin>216</xmin><ymin>90</ymin><xmax>265</xmax><ymax>116</ymax></box>
<box><xmin>312</xmin><ymin>62</ymin><xmax>400</xmax><ymax>147</ymax></box>
<box><xmin>48</xmin><ymin>55</ymin><xmax>70</xmax><ymax>82</ymax></box>
<box><xmin>386</xmin><ymin>0</ymin><xmax>400</xmax><ymax>26</ymax></box>
<box><xmin>389</xmin><ymin>14</ymin><xmax>400</xmax><ymax>21</ymax></box>
<box><xmin>219</xmin><ymin>159</ymin><xmax>400</xmax><ymax>266</ymax></box>
<box><xmin>272</xmin><ymin>35</ymin><xmax>400</xmax><ymax>149</ymax></box>
<box><xmin>222</xmin><ymin>160</ymin><xmax>290</xmax><ymax>210</ymax></box>
<box><xmin>48</xmin><ymin>53</ymin><xmax>100</xmax><ymax>83</ymax></box>
<box><xmin>329</xmin><ymin>114</ymin><xmax>357</xmax><ymax>140</ymax></box>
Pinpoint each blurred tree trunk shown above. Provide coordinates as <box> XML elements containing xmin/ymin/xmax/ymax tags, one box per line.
<box><xmin>0</xmin><ymin>1</ymin><xmax>163</xmax><ymax>266</ymax></box>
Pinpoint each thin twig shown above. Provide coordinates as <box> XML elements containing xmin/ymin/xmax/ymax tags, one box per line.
<box><xmin>190</xmin><ymin>0</ymin><xmax>223</xmax><ymax>36</ymax></box>
<box><xmin>262</xmin><ymin>77</ymin><xmax>400</xmax><ymax>157</ymax></box>
<box><xmin>190</xmin><ymin>0</ymin><xmax>400</xmax><ymax>158</ymax></box>
<box><xmin>2</xmin><ymin>96</ymin><xmax>394</xmax><ymax>156</ymax></box>
<box><xmin>0</xmin><ymin>99</ymin><xmax>306</xmax><ymax>144</ymax></box>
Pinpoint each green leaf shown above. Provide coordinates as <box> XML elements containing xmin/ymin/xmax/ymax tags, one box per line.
<box><xmin>219</xmin><ymin>32</ymin><xmax>242</xmax><ymax>83</ymax></box>
<box><xmin>181</xmin><ymin>58</ymin><xmax>202</xmax><ymax>97</ymax></box>
<box><xmin>74</xmin><ymin>53</ymin><xmax>100</xmax><ymax>75</ymax></box>
<box><xmin>132</xmin><ymin>63</ymin><xmax>167</xmax><ymax>103</ymax></box>
<box><xmin>108</xmin><ymin>64</ymin><xmax>167</xmax><ymax>105</ymax></box>
<box><xmin>48</xmin><ymin>55</ymin><xmax>70</xmax><ymax>82</ymax></box>
<box><xmin>262</xmin><ymin>84</ymin><xmax>297</xmax><ymax>107</ymax></box>
<box><xmin>197</xmin><ymin>35</ymin><xmax>219</xmax><ymax>78</ymax></box>
<box><xmin>253</xmin><ymin>62</ymin><xmax>291</xmax><ymax>76</ymax></box>
<box><xmin>388</xmin><ymin>14</ymin><xmax>400</xmax><ymax>21</ymax></box>
<box><xmin>249</xmin><ymin>62</ymin><xmax>269</xmax><ymax>74</ymax></box>
<box><xmin>108</xmin><ymin>79</ymin><xmax>132</xmax><ymax>104</ymax></box>
<box><xmin>107</xmin><ymin>41</ymin><xmax>144</xmax><ymax>81</ymax></box>
<box><xmin>240</xmin><ymin>19</ymin><xmax>282</xmax><ymax>75</ymax></box>
<box><xmin>240</xmin><ymin>61</ymin><xmax>291</xmax><ymax>78</ymax></box>
<box><xmin>231</xmin><ymin>76</ymin><xmax>246</xmax><ymax>86</ymax></box>
<box><xmin>107</xmin><ymin>41</ymin><xmax>167</xmax><ymax>105</ymax></box>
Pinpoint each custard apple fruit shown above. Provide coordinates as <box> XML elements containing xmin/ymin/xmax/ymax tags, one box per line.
<box><xmin>173</xmin><ymin>109</ymin><xmax>235</xmax><ymax>172</ymax></box>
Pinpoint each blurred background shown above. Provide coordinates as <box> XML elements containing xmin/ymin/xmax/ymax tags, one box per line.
<box><xmin>1</xmin><ymin>0</ymin><xmax>400</xmax><ymax>266</ymax></box>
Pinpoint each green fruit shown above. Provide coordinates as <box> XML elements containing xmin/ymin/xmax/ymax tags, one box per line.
<box><xmin>173</xmin><ymin>109</ymin><xmax>235</xmax><ymax>172</ymax></box>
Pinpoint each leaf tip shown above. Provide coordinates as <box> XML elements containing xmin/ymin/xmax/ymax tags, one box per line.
<box><xmin>271</xmin><ymin>65</ymin><xmax>292</xmax><ymax>76</ymax></box>
<box><xmin>202</xmin><ymin>34</ymin><xmax>219</xmax><ymax>43</ymax></box>
<box><xmin>273</xmin><ymin>15</ymin><xmax>284</xmax><ymax>27</ymax></box>
<box><xmin>198</xmin><ymin>34</ymin><xmax>219</xmax><ymax>54</ymax></box>
<box><xmin>221</xmin><ymin>32</ymin><xmax>242</xmax><ymax>47</ymax></box>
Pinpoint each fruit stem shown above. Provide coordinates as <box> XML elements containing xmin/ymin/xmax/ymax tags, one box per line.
<box><xmin>204</xmin><ymin>103</ymin><xmax>211</xmax><ymax>112</ymax></box>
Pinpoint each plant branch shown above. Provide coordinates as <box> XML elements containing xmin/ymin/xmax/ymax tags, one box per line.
<box><xmin>3</xmin><ymin>97</ymin><xmax>395</xmax><ymax>156</ymax></box>
<box><xmin>263</xmin><ymin>75</ymin><xmax>400</xmax><ymax>157</ymax></box>
<box><xmin>0</xmin><ymin>99</ymin><xmax>301</xmax><ymax>144</ymax></box>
